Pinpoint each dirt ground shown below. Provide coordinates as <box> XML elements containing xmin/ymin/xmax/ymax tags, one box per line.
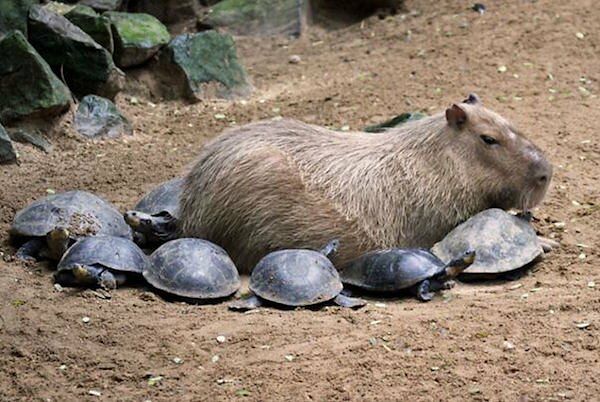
<box><xmin>1</xmin><ymin>0</ymin><xmax>599</xmax><ymax>400</ymax></box>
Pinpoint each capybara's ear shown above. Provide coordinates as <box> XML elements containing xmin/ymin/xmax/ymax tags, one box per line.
<box><xmin>445</xmin><ymin>104</ymin><xmax>467</xmax><ymax>128</ymax></box>
<box><xmin>463</xmin><ymin>93</ymin><xmax>481</xmax><ymax>105</ymax></box>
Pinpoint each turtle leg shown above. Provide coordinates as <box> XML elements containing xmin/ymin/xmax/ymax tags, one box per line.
<box><xmin>415</xmin><ymin>280</ymin><xmax>435</xmax><ymax>302</ymax></box>
<box><xmin>228</xmin><ymin>295</ymin><xmax>263</xmax><ymax>311</ymax></box>
<box><xmin>16</xmin><ymin>238</ymin><xmax>46</xmax><ymax>261</ymax></box>
<box><xmin>333</xmin><ymin>294</ymin><xmax>366</xmax><ymax>309</ymax></box>
<box><xmin>132</xmin><ymin>231</ymin><xmax>147</xmax><ymax>247</ymax></box>
<box><xmin>538</xmin><ymin>236</ymin><xmax>559</xmax><ymax>253</ymax></box>
<box><xmin>98</xmin><ymin>270</ymin><xmax>119</xmax><ymax>290</ymax></box>
<box><xmin>440</xmin><ymin>279</ymin><xmax>456</xmax><ymax>290</ymax></box>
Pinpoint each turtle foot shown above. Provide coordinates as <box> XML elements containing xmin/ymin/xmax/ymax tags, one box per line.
<box><xmin>441</xmin><ymin>280</ymin><xmax>456</xmax><ymax>290</ymax></box>
<box><xmin>333</xmin><ymin>294</ymin><xmax>366</xmax><ymax>309</ymax></box>
<box><xmin>538</xmin><ymin>236</ymin><xmax>559</xmax><ymax>253</ymax></box>
<box><xmin>229</xmin><ymin>295</ymin><xmax>262</xmax><ymax>311</ymax></box>
<box><xmin>416</xmin><ymin>280</ymin><xmax>435</xmax><ymax>302</ymax></box>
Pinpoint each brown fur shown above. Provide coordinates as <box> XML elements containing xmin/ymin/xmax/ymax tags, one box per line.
<box><xmin>179</xmin><ymin>95</ymin><xmax>552</xmax><ymax>272</ymax></box>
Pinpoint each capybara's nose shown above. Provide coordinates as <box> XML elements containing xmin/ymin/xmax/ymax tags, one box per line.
<box><xmin>532</xmin><ymin>159</ymin><xmax>552</xmax><ymax>187</ymax></box>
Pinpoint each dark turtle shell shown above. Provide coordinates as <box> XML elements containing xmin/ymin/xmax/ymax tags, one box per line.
<box><xmin>134</xmin><ymin>177</ymin><xmax>183</xmax><ymax>218</ymax></box>
<box><xmin>56</xmin><ymin>235</ymin><xmax>148</xmax><ymax>275</ymax></box>
<box><xmin>249</xmin><ymin>249</ymin><xmax>343</xmax><ymax>306</ymax></box>
<box><xmin>10</xmin><ymin>190</ymin><xmax>132</xmax><ymax>241</ymax></box>
<box><xmin>144</xmin><ymin>238</ymin><xmax>240</xmax><ymax>299</ymax></box>
<box><xmin>431</xmin><ymin>208</ymin><xmax>542</xmax><ymax>274</ymax></box>
<box><xmin>340</xmin><ymin>248</ymin><xmax>445</xmax><ymax>291</ymax></box>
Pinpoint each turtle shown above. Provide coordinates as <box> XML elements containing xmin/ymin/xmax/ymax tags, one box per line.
<box><xmin>431</xmin><ymin>208</ymin><xmax>544</xmax><ymax>279</ymax></box>
<box><xmin>144</xmin><ymin>238</ymin><xmax>240</xmax><ymax>301</ymax></box>
<box><xmin>123</xmin><ymin>177</ymin><xmax>183</xmax><ymax>246</ymax></box>
<box><xmin>229</xmin><ymin>239</ymin><xmax>366</xmax><ymax>311</ymax></box>
<box><xmin>340</xmin><ymin>248</ymin><xmax>476</xmax><ymax>301</ymax></box>
<box><xmin>10</xmin><ymin>190</ymin><xmax>133</xmax><ymax>262</ymax></box>
<box><xmin>54</xmin><ymin>235</ymin><xmax>148</xmax><ymax>289</ymax></box>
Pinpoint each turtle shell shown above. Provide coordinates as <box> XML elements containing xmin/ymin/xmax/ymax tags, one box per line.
<box><xmin>134</xmin><ymin>177</ymin><xmax>183</xmax><ymax>218</ymax></box>
<box><xmin>249</xmin><ymin>249</ymin><xmax>343</xmax><ymax>307</ymax></box>
<box><xmin>431</xmin><ymin>208</ymin><xmax>542</xmax><ymax>274</ymax></box>
<box><xmin>11</xmin><ymin>190</ymin><xmax>132</xmax><ymax>240</ymax></box>
<box><xmin>340</xmin><ymin>248</ymin><xmax>444</xmax><ymax>291</ymax></box>
<box><xmin>144</xmin><ymin>238</ymin><xmax>240</xmax><ymax>299</ymax></box>
<box><xmin>56</xmin><ymin>235</ymin><xmax>148</xmax><ymax>274</ymax></box>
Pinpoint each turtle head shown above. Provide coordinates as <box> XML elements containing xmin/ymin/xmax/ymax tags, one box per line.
<box><xmin>123</xmin><ymin>210</ymin><xmax>153</xmax><ymax>233</ymax></box>
<box><xmin>46</xmin><ymin>227</ymin><xmax>71</xmax><ymax>260</ymax></box>
<box><xmin>319</xmin><ymin>239</ymin><xmax>340</xmax><ymax>258</ymax></box>
<box><xmin>72</xmin><ymin>263</ymin><xmax>94</xmax><ymax>283</ymax></box>
<box><xmin>444</xmin><ymin>249</ymin><xmax>476</xmax><ymax>278</ymax></box>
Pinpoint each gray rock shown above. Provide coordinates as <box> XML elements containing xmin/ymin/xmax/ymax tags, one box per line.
<box><xmin>8</xmin><ymin>128</ymin><xmax>53</xmax><ymax>153</ymax></box>
<box><xmin>156</xmin><ymin>31</ymin><xmax>251</xmax><ymax>101</ymax></box>
<box><xmin>74</xmin><ymin>95</ymin><xmax>132</xmax><ymax>139</ymax></box>
<box><xmin>27</xmin><ymin>5</ymin><xmax>125</xmax><ymax>99</ymax></box>
<box><xmin>0</xmin><ymin>30</ymin><xmax>71</xmax><ymax>124</ymax></box>
<box><xmin>105</xmin><ymin>12</ymin><xmax>170</xmax><ymax>68</ymax></box>
<box><xmin>0</xmin><ymin>124</ymin><xmax>18</xmax><ymax>164</ymax></box>
<box><xmin>79</xmin><ymin>0</ymin><xmax>122</xmax><ymax>12</ymax></box>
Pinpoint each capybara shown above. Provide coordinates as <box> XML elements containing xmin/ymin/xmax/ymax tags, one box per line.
<box><xmin>179</xmin><ymin>94</ymin><xmax>552</xmax><ymax>272</ymax></box>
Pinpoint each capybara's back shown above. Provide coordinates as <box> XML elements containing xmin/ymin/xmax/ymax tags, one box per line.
<box><xmin>179</xmin><ymin>94</ymin><xmax>552</xmax><ymax>272</ymax></box>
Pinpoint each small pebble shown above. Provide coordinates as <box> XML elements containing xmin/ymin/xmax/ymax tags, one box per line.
<box><xmin>497</xmin><ymin>65</ymin><xmax>507</xmax><ymax>73</ymax></box>
<box><xmin>214</xmin><ymin>113</ymin><xmax>226</xmax><ymax>120</ymax></box>
<box><xmin>576</xmin><ymin>32</ymin><xmax>585</xmax><ymax>39</ymax></box>
<box><xmin>575</xmin><ymin>321</ymin><xmax>591</xmax><ymax>329</ymax></box>
<box><xmin>172</xmin><ymin>357</ymin><xmax>183</xmax><ymax>364</ymax></box>
<box><xmin>370</xmin><ymin>320</ymin><xmax>382</xmax><ymax>325</ymax></box>
<box><xmin>471</xmin><ymin>3</ymin><xmax>486</xmax><ymax>14</ymax></box>
<box><xmin>147</xmin><ymin>376</ymin><xmax>163</xmax><ymax>386</ymax></box>
<box><xmin>82</xmin><ymin>316</ymin><xmax>90</xmax><ymax>324</ymax></box>
<box><xmin>340</xmin><ymin>125</ymin><xmax>350</xmax><ymax>131</ymax></box>
<box><xmin>503</xmin><ymin>341</ymin><xmax>515</xmax><ymax>351</ymax></box>
<box><xmin>289</xmin><ymin>54</ymin><xmax>301</xmax><ymax>64</ymax></box>
<box><xmin>587</xmin><ymin>281</ymin><xmax>595</xmax><ymax>288</ymax></box>
<box><xmin>88</xmin><ymin>390</ymin><xmax>102</xmax><ymax>397</ymax></box>
<box><xmin>211</xmin><ymin>355</ymin><xmax>220</xmax><ymax>363</ymax></box>
<box><xmin>578</xmin><ymin>253</ymin><xmax>586</xmax><ymax>261</ymax></box>
<box><xmin>284</xmin><ymin>354</ymin><xmax>295</xmax><ymax>362</ymax></box>
<box><xmin>553</xmin><ymin>222</ymin><xmax>566</xmax><ymax>229</ymax></box>
<box><xmin>59</xmin><ymin>364</ymin><xmax>67</xmax><ymax>371</ymax></box>
<box><xmin>374</xmin><ymin>302</ymin><xmax>387</xmax><ymax>308</ymax></box>
<box><xmin>216</xmin><ymin>335</ymin><xmax>226</xmax><ymax>343</ymax></box>
<box><xmin>53</xmin><ymin>283</ymin><xmax>64</xmax><ymax>292</ymax></box>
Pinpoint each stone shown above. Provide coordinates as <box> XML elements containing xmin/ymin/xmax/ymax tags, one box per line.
<box><xmin>363</xmin><ymin>112</ymin><xmax>427</xmax><ymax>133</ymax></box>
<box><xmin>105</xmin><ymin>12</ymin><xmax>170</xmax><ymax>68</ymax></box>
<box><xmin>200</xmin><ymin>0</ymin><xmax>306</xmax><ymax>37</ymax></box>
<box><xmin>127</xmin><ymin>0</ymin><xmax>199</xmax><ymax>32</ymax></box>
<box><xmin>0</xmin><ymin>0</ymin><xmax>39</xmax><ymax>36</ymax></box>
<box><xmin>28</xmin><ymin>5</ymin><xmax>125</xmax><ymax>99</ymax></box>
<box><xmin>79</xmin><ymin>0</ymin><xmax>122</xmax><ymax>12</ymax></box>
<box><xmin>0</xmin><ymin>124</ymin><xmax>18</xmax><ymax>164</ymax></box>
<box><xmin>7</xmin><ymin>128</ymin><xmax>53</xmax><ymax>153</ymax></box>
<box><xmin>65</xmin><ymin>5</ymin><xmax>114</xmax><ymax>53</ymax></box>
<box><xmin>156</xmin><ymin>31</ymin><xmax>251</xmax><ymax>101</ymax></box>
<box><xmin>43</xmin><ymin>3</ymin><xmax>114</xmax><ymax>53</ymax></box>
<box><xmin>0</xmin><ymin>31</ymin><xmax>71</xmax><ymax>123</ymax></box>
<box><xmin>74</xmin><ymin>95</ymin><xmax>133</xmax><ymax>139</ymax></box>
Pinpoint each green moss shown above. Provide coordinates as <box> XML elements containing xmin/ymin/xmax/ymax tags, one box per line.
<box><xmin>105</xmin><ymin>12</ymin><xmax>169</xmax><ymax>48</ymax></box>
<box><xmin>0</xmin><ymin>0</ymin><xmax>39</xmax><ymax>36</ymax></box>
<box><xmin>166</xmin><ymin>31</ymin><xmax>251</xmax><ymax>99</ymax></box>
<box><xmin>0</xmin><ymin>30</ymin><xmax>71</xmax><ymax>123</ymax></box>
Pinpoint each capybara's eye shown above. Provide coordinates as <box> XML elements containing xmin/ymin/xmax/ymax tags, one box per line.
<box><xmin>480</xmin><ymin>135</ymin><xmax>499</xmax><ymax>146</ymax></box>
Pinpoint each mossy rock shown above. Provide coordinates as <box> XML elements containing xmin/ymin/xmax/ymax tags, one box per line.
<box><xmin>27</xmin><ymin>5</ymin><xmax>124</xmax><ymax>99</ymax></box>
<box><xmin>157</xmin><ymin>31</ymin><xmax>251</xmax><ymax>101</ymax></box>
<box><xmin>74</xmin><ymin>95</ymin><xmax>132</xmax><ymax>139</ymax></box>
<box><xmin>202</xmin><ymin>0</ymin><xmax>305</xmax><ymax>37</ymax></box>
<box><xmin>0</xmin><ymin>0</ymin><xmax>39</xmax><ymax>36</ymax></box>
<box><xmin>0</xmin><ymin>31</ymin><xmax>71</xmax><ymax>124</ymax></box>
<box><xmin>43</xmin><ymin>3</ymin><xmax>114</xmax><ymax>53</ymax></box>
<box><xmin>105</xmin><ymin>12</ymin><xmax>170</xmax><ymax>68</ymax></box>
<box><xmin>80</xmin><ymin>0</ymin><xmax>123</xmax><ymax>12</ymax></box>
<box><xmin>0</xmin><ymin>123</ymin><xmax>18</xmax><ymax>164</ymax></box>
<box><xmin>363</xmin><ymin>112</ymin><xmax>427</xmax><ymax>133</ymax></box>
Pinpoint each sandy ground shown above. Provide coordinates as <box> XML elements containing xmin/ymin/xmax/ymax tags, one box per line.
<box><xmin>1</xmin><ymin>0</ymin><xmax>599</xmax><ymax>400</ymax></box>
